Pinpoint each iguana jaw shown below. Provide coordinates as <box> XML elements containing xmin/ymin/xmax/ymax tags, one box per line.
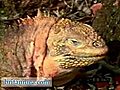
<box><xmin>49</xmin><ymin>53</ymin><xmax>106</xmax><ymax>69</ymax></box>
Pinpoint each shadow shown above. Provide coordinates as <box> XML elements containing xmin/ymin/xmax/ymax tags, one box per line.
<box><xmin>107</xmin><ymin>40</ymin><xmax>120</xmax><ymax>65</ymax></box>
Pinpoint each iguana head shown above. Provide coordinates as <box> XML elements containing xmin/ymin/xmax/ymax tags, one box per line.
<box><xmin>46</xmin><ymin>18</ymin><xmax>108</xmax><ymax>69</ymax></box>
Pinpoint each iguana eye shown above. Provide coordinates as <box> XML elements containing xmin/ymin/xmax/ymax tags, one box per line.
<box><xmin>67</xmin><ymin>39</ymin><xmax>81</xmax><ymax>46</ymax></box>
<box><xmin>71</xmin><ymin>39</ymin><xmax>81</xmax><ymax>46</ymax></box>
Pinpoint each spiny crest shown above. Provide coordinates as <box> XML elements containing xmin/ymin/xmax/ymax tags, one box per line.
<box><xmin>18</xmin><ymin>17</ymin><xmax>33</xmax><ymax>26</ymax></box>
<box><xmin>37</xmin><ymin>9</ymin><xmax>42</xmax><ymax>17</ymax></box>
<box><xmin>27</xmin><ymin>15</ymin><xmax>31</xmax><ymax>19</ymax></box>
<box><xmin>18</xmin><ymin>9</ymin><xmax>41</xmax><ymax>26</ymax></box>
<box><xmin>18</xmin><ymin>8</ymin><xmax>53</xmax><ymax>26</ymax></box>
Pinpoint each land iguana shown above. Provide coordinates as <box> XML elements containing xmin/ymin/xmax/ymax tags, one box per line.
<box><xmin>1</xmin><ymin>10</ymin><xmax>108</xmax><ymax>86</ymax></box>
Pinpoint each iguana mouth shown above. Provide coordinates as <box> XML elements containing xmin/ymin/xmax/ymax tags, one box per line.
<box><xmin>54</xmin><ymin>54</ymin><xmax>105</xmax><ymax>69</ymax></box>
<box><xmin>63</xmin><ymin>54</ymin><xmax>105</xmax><ymax>58</ymax></box>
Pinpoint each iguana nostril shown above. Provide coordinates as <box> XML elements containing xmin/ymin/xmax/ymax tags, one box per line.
<box><xmin>92</xmin><ymin>41</ymin><xmax>104</xmax><ymax>48</ymax></box>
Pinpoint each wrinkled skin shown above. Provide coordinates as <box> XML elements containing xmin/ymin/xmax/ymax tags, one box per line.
<box><xmin>19</xmin><ymin>16</ymin><xmax>57</xmax><ymax>78</ymax></box>
<box><xmin>1</xmin><ymin>13</ymin><xmax>108</xmax><ymax>88</ymax></box>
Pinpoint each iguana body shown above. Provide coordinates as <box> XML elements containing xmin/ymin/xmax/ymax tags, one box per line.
<box><xmin>1</xmin><ymin>11</ymin><xmax>108</xmax><ymax>86</ymax></box>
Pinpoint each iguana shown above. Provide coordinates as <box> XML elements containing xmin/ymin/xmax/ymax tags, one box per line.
<box><xmin>1</xmin><ymin>10</ymin><xmax>108</xmax><ymax>87</ymax></box>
